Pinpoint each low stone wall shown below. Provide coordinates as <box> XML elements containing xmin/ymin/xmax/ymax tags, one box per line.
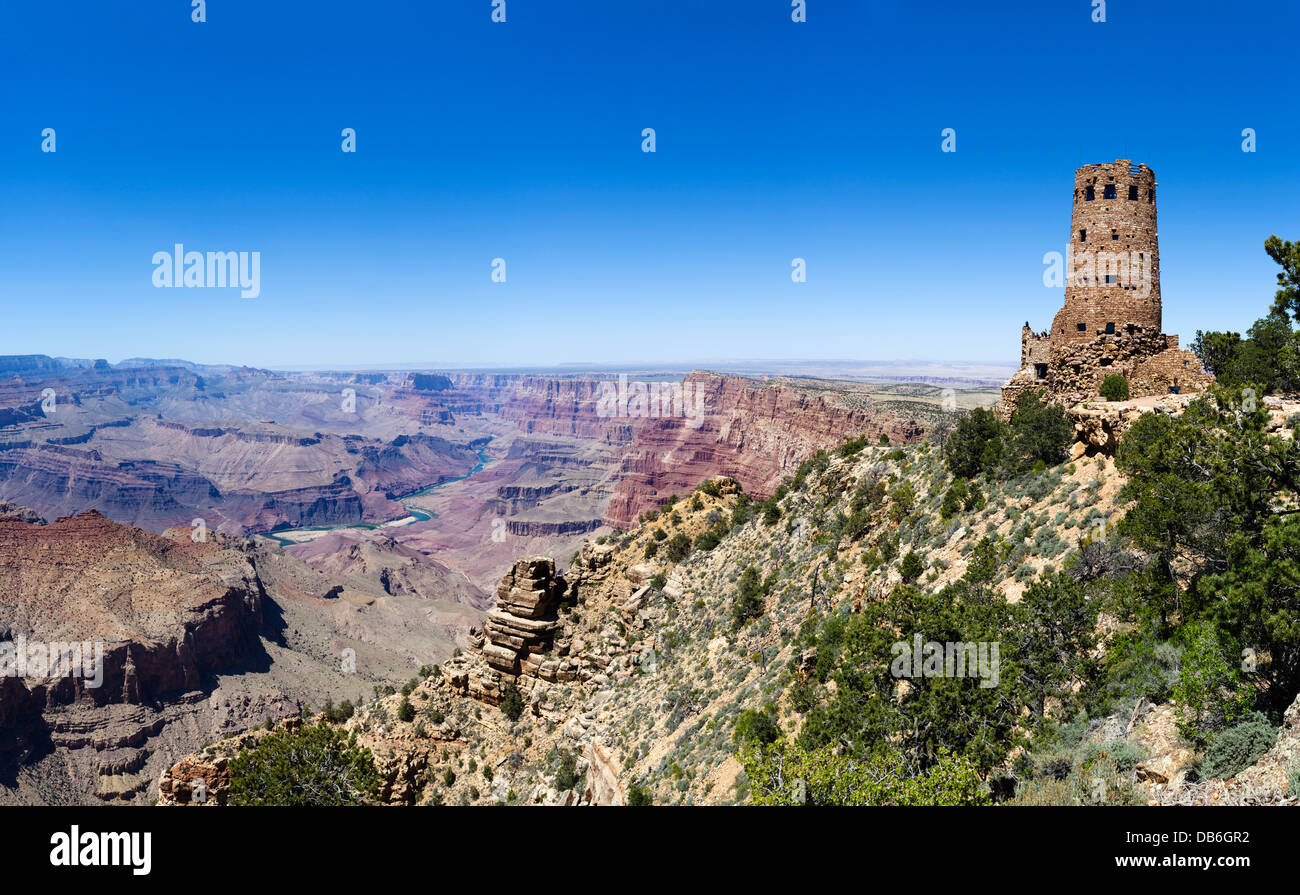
<box><xmin>999</xmin><ymin>327</ymin><xmax>1214</xmax><ymax>417</ymax></box>
<box><xmin>1129</xmin><ymin>346</ymin><xmax>1214</xmax><ymax>397</ymax></box>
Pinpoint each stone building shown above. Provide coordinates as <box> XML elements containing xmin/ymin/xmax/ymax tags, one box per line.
<box><xmin>999</xmin><ymin>160</ymin><xmax>1213</xmax><ymax>415</ymax></box>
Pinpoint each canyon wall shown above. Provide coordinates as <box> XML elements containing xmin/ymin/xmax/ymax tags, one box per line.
<box><xmin>605</xmin><ymin>372</ymin><xmax>926</xmax><ymax>526</ymax></box>
<box><xmin>0</xmin><ymin>510</ymin><xmax>268</xmax><ymax>802</ymax></box>
<box><xmin>390</xmin><ymin>373</ymin><xmax>638</xmax><ymax>441</ymax></box>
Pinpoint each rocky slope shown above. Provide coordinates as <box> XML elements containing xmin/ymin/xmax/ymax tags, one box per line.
<box><xmin>158</xmin><ymin>408</ymin><xmax>1300</xmax><ymax>807</ymax></box>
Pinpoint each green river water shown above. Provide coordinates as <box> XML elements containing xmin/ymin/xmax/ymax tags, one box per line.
<box><xmin>261</xmin><ymin>447</ymin><xmax>489</xmax><ymax>547</ymax></box>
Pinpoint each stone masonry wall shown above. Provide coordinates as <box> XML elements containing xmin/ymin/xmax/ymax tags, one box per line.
<box><xmin>1051</xmin><ymin>161</ymin><xmax>1161</xmax><ymax>348</ymax></box>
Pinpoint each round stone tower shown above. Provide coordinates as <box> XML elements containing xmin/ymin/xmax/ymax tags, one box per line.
<box><xmin>1049</xmin><ymin>160</ymin><xmax>1160</xmax><ymax>348</ymax></box>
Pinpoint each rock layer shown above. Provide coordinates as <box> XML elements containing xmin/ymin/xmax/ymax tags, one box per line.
<box><xmin>0</xmin><ymin>509</ymin><xmax>266</xmax><ymax>802</ymax></box>
<box><xmin>606</xmin><ymin>371</ymin><xmax>926</xmax><ymax>526</ymax></box>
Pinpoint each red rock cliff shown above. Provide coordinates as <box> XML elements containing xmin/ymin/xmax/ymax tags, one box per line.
<box><xmin>605</xmin><ymin>372</ymin><xmax>925</xmax><ymax>527</ymax></box>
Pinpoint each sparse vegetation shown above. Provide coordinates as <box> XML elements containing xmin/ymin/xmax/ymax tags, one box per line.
<box><xmin>500</xmin><ymin>684</ymin><xmax>525</xmax><ymax>722</ymax></box>
<box><xmin>1099</xmin><ymin>374</ymin><xmax>1130</xmax><ymax>402</ymax></box>
<box><xmin>228</xmin><ymin>723</ymin><xmax>380</xmax><ymax>806</ymax></box>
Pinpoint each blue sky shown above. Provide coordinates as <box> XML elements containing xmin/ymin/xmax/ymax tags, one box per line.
<box><xmin>1</xmin><ymin>0</ymin><xmax>1296</xmax><ymax>369</ymax></box>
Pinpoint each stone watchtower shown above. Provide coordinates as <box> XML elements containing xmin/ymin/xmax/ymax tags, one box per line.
<box><xmin>999</xmin><ymin>160</ymin><xmax>1212</xmax><ymax>416</ymax></box>
<box><xmin>1051</xmin><ymin>162</ymin><xmax>1160</xmax><ymax>347</ymax></box>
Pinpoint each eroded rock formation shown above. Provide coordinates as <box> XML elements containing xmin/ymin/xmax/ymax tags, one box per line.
<box><xmin>606</xmin><ymin>372</ymin><xmax>926</xmax><ymax>526</ymax></box>
<box><xmin>445</xmin><ymin>556</ymin><xmax>585</xmax><ymax>707</ymax></box>
<box><xmin>0</xmin><ymin>509</ymin><xmax>268</xmax><ymax>802</ymax></box>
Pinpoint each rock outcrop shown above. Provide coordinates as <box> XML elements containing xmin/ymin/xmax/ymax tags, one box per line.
<box><xmin>1061</xmin><ymin>392</ymin><xmax>1300</xmax><ymax>457</ymax></box>
<box><xmin>1142</xmin><ymin>691</ymin><xmax>1300</xmax><ymax>806</ymax></box>
<box><xmin>0</xmin><ymin>501</ymin><xmax>43</xmax><ymax>524</ymax></box>
<box><xmin>475</xmin><ymin>556</ymin><xmax>566</xmax><ymax>676</ymax></box>
<box><xmin>1065</xmin><ymin>393</ymin><xmax>1200</xmax><ymax>454</ymax></box>
<box><xmin>444</xmin><ymin>557</ymin><xmax>588</xmax><ymax>708</ymax></box>
<box><xmin>0</xmin><ymin>509</ymin><xmax>267</xmax><ymax>802</ymax></box>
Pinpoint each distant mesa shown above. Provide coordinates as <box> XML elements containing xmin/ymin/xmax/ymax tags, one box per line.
<box><xmin>410</xmin><ymin>373</ymin><xmax>454</xmax><ymax>391</ymax></box>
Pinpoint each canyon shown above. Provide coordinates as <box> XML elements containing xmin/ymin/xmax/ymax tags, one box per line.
<box><xmin>0</xmin><ymin>354</ymin><xmax>975</xmax><ymax>804</ymax></box>
<box><xmin>0</xmin><ymin>358</ymin><xmax>949</xmax><ymax>587</ymax></box>
<box><xmin>0</xmin><ymin>503</ymin><xmax>483</xmax><ymax>804</ymax></box>
<box><xmin>604</xmin><ymin>372</ymin><xmax>929</xmax><ymax>527</ymax></box>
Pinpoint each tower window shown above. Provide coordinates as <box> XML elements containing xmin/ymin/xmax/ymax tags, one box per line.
<box><xmin>1104</xmin><ymin>275</ymin><xmax>1117</xmax><ymax>284</ymax></box>
<box><xmin>1085</xmin><ymin>186</ymin><xmax>1095</xmax><ymax>201</ymax></box>
<box><xmin>1128</xmin><ymin>185</ymin><xmax>1138</xmax><ymax>200</ymax></box>
<box><xmin>1034</xmin><ymin>363</ymin><xmax>1048</xmax><ymax>380</ymax></box>
<box><xmin>1104</xmin><ymin>184</ymin><xmax>1117</xmax><ymax>199</ymax></box>
<box><xmin>1147</xmin><ymin>188</ymin><xmax>1154</xmax><ymax>203</ymax></box>
<box><xmin>1105</xmin><ymin>322</ymin><xmax>1116</xmax><ymax>334</ymax></box>
<box><xmin>1112</xmin><ymin>230</ymin><xmax>1119</xmax><ymax>240</ymax></box>
<box><xmin>1076</xmin><ymin>322</ymin><xmax>1086</xmax><ymax>332</ymax></box>
<box><xmin>1079</xmin><ymin>229</ymin><xmax>1087</xmax><ymax>242</ymax></box>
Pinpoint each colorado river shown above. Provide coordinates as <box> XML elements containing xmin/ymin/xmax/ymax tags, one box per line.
<box><xmin>262</xmin><ymin>446</ymin><xmax>489</xmax><ymax>546</ymax></box>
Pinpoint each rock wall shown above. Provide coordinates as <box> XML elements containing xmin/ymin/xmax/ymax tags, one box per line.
<box><xmin>606</xmin><ymin>371</ymin><xmax>926</xmax><ymax>527</ymax></box>
<box><xmin>0</xmin><ymin>509</ymin><xmax>267</xmax><ymax>802</ymax></box>
<box><xmin>1003</xmin><ymin>327</ymin><xmax>1215</xmax><ymax>416</ymax></box>
<box><xmin>503</xmin><ymin>518</ymin><xmax>603</xmax><ymax>538</ymax></box>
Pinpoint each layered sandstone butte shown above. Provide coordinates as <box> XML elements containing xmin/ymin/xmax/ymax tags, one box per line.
<box><xmin>445</xmin><ymin>555</ymin><xmax>598</xmax><ymax>709</ymax></box>
<box><xmin>606</xmin><ymin>371</ymin><xmax>926</xmax><ymax>527</ymax></box>
<box><xmin>472</xmin><ymin>556</ymin><xmax>565</xmax><ymax>677</ymax></box>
